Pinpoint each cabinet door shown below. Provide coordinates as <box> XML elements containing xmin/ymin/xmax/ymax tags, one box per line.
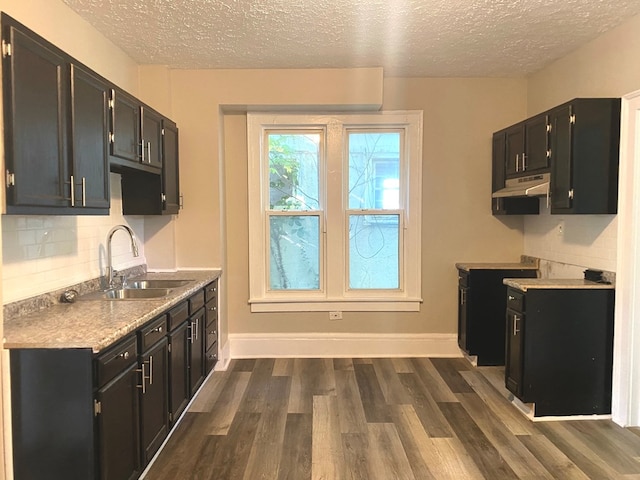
<box><xmin>168</xmin><ymin>321</ymin><xmax>190</xmax><ymax>425</ymax></box>
<box><xmin>505</xmin><ymin>123</ymin><xmax>524</xmax><ymax>177</ymax></box>
<box><xmin>110</xmin><ymin>89</ymin><xmax>140</xmax><ymax>163</ymax></box>
<box><xmin>141</xmin><ymin>106</ymin><xmax>162</xmax><ymax>169</ymax></box>
<box><xmin>162</xmin><ymin>119</ymin><xmax>181</xmax><ymax>214</ymax></box>
<box><xmin>96</xmin><ymin>363</ymin><xmax>141</xmax><ymax>480</ymax></box>
<box><xmin>189</xmin><ymin>308</ymin><xmax>206</xmax><ymax>396</ymax></box>
<box><xmin>505</xmin><ymin>309</ymin><xmax>524</xmax><ymax>397</ymax></box>
<box><xmin>3</xmin><ymin>22</ymin><xmax>70</xmax><ymax>209</ymax></box>
<box><xmin>524</xmin><ymin>114</ymin><xmax>550</xmax><ymax>173</ymax></box>
<box><xmin>139</xmin><ymin>339</ymin><xmax>169</xmax><ymax>466</ymax></box>
<box><xmin>550</xmin><ymin>105</ymin><xmax>573</xmax><ymax>210</ymax></box>
<box><xmin>70</xmin><ymin>64</ymin><xmax>110</xmax><ymax>210</ymax></box>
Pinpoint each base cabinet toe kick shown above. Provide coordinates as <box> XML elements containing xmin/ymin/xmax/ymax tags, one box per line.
<box><xmin>9</xmin><ymin>279</ymin><xmax>219</xmax><ymax>480</ymax></box>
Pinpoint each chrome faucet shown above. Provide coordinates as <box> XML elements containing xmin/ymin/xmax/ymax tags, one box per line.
<box><xmin>106</xmin><ymin>224</ymin><xmax>139</xmax><ymax>289</ymax></box>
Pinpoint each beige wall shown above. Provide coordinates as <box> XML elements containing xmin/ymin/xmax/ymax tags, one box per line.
<box><xmin>163</xmin><ymin>69</ymin><xmax>529</xmax><ymax>340</ymax></box>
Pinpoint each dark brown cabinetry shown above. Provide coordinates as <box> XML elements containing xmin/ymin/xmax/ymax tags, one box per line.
<box><xmin>204</xmin><ymin>280</ymin><xmax>219</xmax><ymax>373</ymax></box>
<box><xmin>457</xmin><ymin>267</ymin><xmax>537</xmax><ymax>365</ymax></box>
<box><xmin>505</xmin><ymin>114</ymin><xmax>550</xmax><ymax>178</ymax></box>
<box><xmin>109</xmin><ymin>89</ymin><xmax>140</xmax><ymax>165</ymax></box>
<box><xmin>138</xmin><ymin>316</ymin><xmax>169</xmax><ymax>465</ymax></box>
<box><xmin>505</xmin><ymin>286</ymin><xmax>615</xmax><ymax>417</ymax></box>
<box><xmin>167</xmin><ymin>301</ymin><xmax>190</xmax><ymax>425</ymax></box>
<box><xmin>162</xmin><ymin>119</ymin><xmax>181</xmax><ymax>214</ymax></box>
<box><xmin>95</xmin><ymin>337</ymin><xmax>140</xmax><ymax>480</ymax></box>
<box><xmin>189</xmin><ymin>305</ymin><xmax>206</xmax><ymax>396</ymax></box>
<box><xmin>2</xmin><ymin>14</ymin><xmax>109</xmax><ymax>215</ymax></box>
<box><xmin>549</xmin><ymin>98</ymin><xmax>620</xmax><ymax>214</ymax></box>
<box><xmin>491</xmin><ymin>131</ymin><xmax>539</xmax><ymax>215</ymax></box>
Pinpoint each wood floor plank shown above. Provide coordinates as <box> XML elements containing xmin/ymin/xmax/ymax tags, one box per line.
<box><xmin>438</xmin><ymin>401</ymin><xmax>519</xmax><ymax>479</ymax></box>
<box><xmin>517</xmin><ymin>434</ymin><xmax>591</xmax><ymax>480</ymax></box>
<box><xmin>312</xmin><ymin>395</ymin><xmax>345</xmax><ymax>480</ymax></box>
<box><xmin>391</xmin><ymin>357</ymin><xmax>415</xmax><ymax>373</ymax></box>
<box><xmin>335</xmin><ymin>370</ymin><xmax>368</xmax><ymax>434</ymax></box>
<box><xmin>342</xmin><ymin>433</ymin><xmax>370</xmax><ymax>480</ymax></box>
<box><xmin>188</xmin><ymin>368</ymin><xmax>230</xmax><ymax>412</ymax></box>
<box><xmin>536</xmin><ymin>421</ymin><xmax>627</xmax><ymax>479</ymax></box>
<box><xmin>289</xmin><ymin>358</ymin><xmax>336</xmax><ymax>414</ymax></box>
<box><xmin>398</xmin><ymin>372</ymin><xmax>454</xmax><ymax>438</ymax></box>
<box><xmin>333</xmin><ymin>358</ymin><xmax>355</xmax><ymax>371</ymax></box>
<box><xmin>243</xmin><ymin>376</ymin><xmax>292</xmax><ymax>480</ymax></box>
<box><xmin>372</xmin><ymin>358</ymin><xmax>413</xmax><ymax>405</ymax></box>
<box><xmin>430</xmin><ymin>357</ymin><xmax>475</xmax><ymax>394</ymax></box>
<box><xmin>410</xmin><ymin>357</ymin><xmax>459</xmax><ymax>403</ymax></box>
<box><xmin>366</xmin><ymin>423</ymin><xmax>416</xmax><ymax>480</ymax></box>
<box><xmin>205</xmin><ymin>371</ymin><xmax>251</xmax><ymax>435</ymax></box>
<box><xmin>455</xmin><ymin>392</ymin><xmax>554</xmax><ymax>479</ymax></box>
<box><xmin>208</xmin><ymin>411</ymin><xmax>262</xmax><ymax>480</ymax></box>
<box><xmin>278</xmin><ymin>413</ymin><xmax>312</xmax><ymax>480</ymax></box>
<box><xmin>353</xmin><ymin>363</ymin><xmax>391</xmax><ymax>423</ymax></box>
<box><xmin>233</xmin><ymin>359</ymin><xmax>257</xmax><ymax>371</ymax></box>
<box><xmin>239</xmin><ymin>358</ymin><xmax>276</xmax><ymax>413</ymax></box>
<box><xmin>272</xmin><ymin>358</ymin><xmax>294</xmax><ymax>376</ymax></box>
<box><xmin>460</xmin><ymin>369</ymin><xmax>537</xmax><ymax>436</ymax></box>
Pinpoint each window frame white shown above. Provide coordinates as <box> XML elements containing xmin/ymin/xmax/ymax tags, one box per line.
<box><xmin>247</xmin><ymin>111</ymin><xmax>423</xmax><ymax>312</ymax></box>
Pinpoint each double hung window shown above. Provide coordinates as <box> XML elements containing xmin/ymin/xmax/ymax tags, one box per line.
<box><xmin>247</xmin><ymin>112</ymin><xmax>422</xmax><ymax>312</ymax></box>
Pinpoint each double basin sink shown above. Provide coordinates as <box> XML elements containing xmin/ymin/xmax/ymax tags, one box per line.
<box><xmin>80</xmin><ymin>279</ymin><xmax>194</xmax><ymax>301</ymax></box>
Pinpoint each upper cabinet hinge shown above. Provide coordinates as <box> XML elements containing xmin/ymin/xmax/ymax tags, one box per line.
<box><xmin>94</xmin><ymin>399</ymin><xmax>102</xmax><ymax>416</ymax></box>
<box><xmin>570</xmin><ymin>114</ymin><xmax>576</xmax><ymax>125</ymax></box>
<box><xmin>109</xmin><ymin>132</ymin><xmax>115</xmax><ymax>143</ymax></box>
<box><xmin>167</xmin><ymin>343</ymin><xmax>171</xmax><ymax>353</ymax></box>
<box><xmin>568</xmin><ymin>189</ymin><xmax>575</xmax><ymax>200</ymax></box>
<box><xmin>161</xmin><ymin>128</ymin><xmax>165</xmax><ymax>136</ymax></box>
<box><xmin>546</xmin><ymin>123</ymin><xmax>552</xmax><ymax>133</ymax></box>
<box><xmin>6</xmin><ymin>170</ymin><xmax>15</xmax><ymax>187</ymax></box>
<box><xmin>108</xmin><ymin>99</ymin><xmax>114</xmax><ymax>109</ymax></box>
<box><xmin>546</xmin><ymin>149</ymin><xmax>551</xmax><ymax>158</ymax></box>
<box><xmin>2</xmin><ymin>40</ymin><xmax>12</xmax><ymax>58</ymax></box>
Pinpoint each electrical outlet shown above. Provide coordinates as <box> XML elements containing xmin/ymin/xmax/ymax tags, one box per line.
<box><xmin>329</xmin><ymin>311</ymin><xmax>342</xmax><ymax>320</ymax></box>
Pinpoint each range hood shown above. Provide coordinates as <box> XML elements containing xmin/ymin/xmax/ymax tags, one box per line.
<box><xmin>492</xmin><ymin>172</ymin><xmax>550</xmax><ymax>198</ymax></box>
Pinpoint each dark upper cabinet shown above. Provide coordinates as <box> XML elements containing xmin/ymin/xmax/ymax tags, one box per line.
<box><xmin>505</xmin><ymin>115</ymin><xmax>550</xmax><ymax>178</ymax></box>
<box><xmin>2</xmin><ymin>14</ymin><xmax>109</xmax><ymax>215</ymax></box>
<box><xmin>142</xmin><ymin>106</ymin><xmax>163</xmax><ymax>169</ymax></box>
<box><xmin>162</xmin><ymin>119</ymin><xmax>181</xmax><ymax>214</ymax></box>
<box><xmin>110</xmin><ymin>88</ymin><xmax>140</xmax><ymax>164</ymax></box>
<box><xmin>491</xmin><ymin>130</ymin><xmax>539</xmax><ymax>215</ymax></box>
<box><xmin>71</xmin><ymin>64</ymin><xmax>110</xmax><ymax>210</ymax></box>
<box><xmin>549</xmin><ymin>98</ymin><xmax>621</xmax><ymax>214</ymax></box>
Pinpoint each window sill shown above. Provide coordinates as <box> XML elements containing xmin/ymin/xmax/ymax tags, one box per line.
<box><xmin>248</xmin><ymin>298</ymin><xmax>423</xmax><ymax>313</ymax></box>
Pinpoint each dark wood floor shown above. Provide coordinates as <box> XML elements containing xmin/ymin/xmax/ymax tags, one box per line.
<box><xmin>144</xmin><ymin>357</ymin><xmax>640</xmax><ymax>479</ymax></box>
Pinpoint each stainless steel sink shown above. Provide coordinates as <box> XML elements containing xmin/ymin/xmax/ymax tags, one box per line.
<box><xmin>80</xmin><ymin>288</ymin><xmax>172</xmax><ymax>300</ymax></box>
<box><xmin>126</xmin><ymin>279</ymin><xmax>193</xmax><ymax>289</ymax></box>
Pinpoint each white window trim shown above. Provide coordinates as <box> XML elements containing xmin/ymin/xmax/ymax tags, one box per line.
<box><xmin>247</xmin><ymin>111</ymin><xmax>423</xmax><ymax>312</ymax></box>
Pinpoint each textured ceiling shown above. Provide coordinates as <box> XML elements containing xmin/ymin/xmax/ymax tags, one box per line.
<box><xmin>61</xmin><ymin>0</ymin><xmax>640</xmax><ymax>77</ymax></box>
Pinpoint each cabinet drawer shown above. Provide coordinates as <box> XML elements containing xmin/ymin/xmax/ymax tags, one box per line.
<box><xmin>139</xmin><ymin>315</ymin><xmax>167</xmax><ymax>352</ymax></box>
<box><xmin>95</xmin><ymin>336</ymin><xmax>138</xmax><ymax>388</ymax></box>
<box><xmin>205</xmin><ymin>323</ymin><xmax>218</xmax><ymax>351</ymax></box>
<box><xmin>189</xmin><ymin>291</ymin><xmax>205</xmax><ymax>315</ymax></box>
<box><xmin>205</xmin><ymin>343</ymin><xmax>218</xmax><ymax>373</ymax></box>
<box><xmin>167</xmin><ymin>301</ymin><xmax>189</xmax><ymax>331</ymax></box>
<box><xmin>506</xmin><ymin>288</ymin><xmax>525</xmax><ymax>312</ymax></box>
<box><xmin>205</xmin><ymin>298</ymin><xmax>218</xmax><ymax>327</ymax></box>
<box><xmin>204</xmin><ymin>280</ymin><xmax>218</xmax><ymax>303</ymax></box>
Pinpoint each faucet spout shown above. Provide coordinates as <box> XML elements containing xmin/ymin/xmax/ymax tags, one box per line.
<box><xmin>106</xmin><ymin>224</ymin><xmax>139</xmax><ymax>289</ymax></box>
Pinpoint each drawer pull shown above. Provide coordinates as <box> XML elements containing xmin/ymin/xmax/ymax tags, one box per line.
<box><xmin>152</xmin><ymin>326</ymin><xmax>163</xmax><ymax>333</ymax></box>
<box><xmin>120</xmin><ymin>351</ymin><xmax>130</xmax><ymax>360</ymax></box>
<box><xmin>513</xmin><ymin>315</ymin><xmax>521</xmax><ymax>336</ymax></box>
<box><xmin>508</xmin><ymin>295</ymin><xmax>516</xmax><ymax>301</ymax></box>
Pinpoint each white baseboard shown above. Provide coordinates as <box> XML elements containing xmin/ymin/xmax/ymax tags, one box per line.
<box><xmin>229</xmin><ymin>332</ymin><xmax>461</xmax><ymax>358</ymax></box>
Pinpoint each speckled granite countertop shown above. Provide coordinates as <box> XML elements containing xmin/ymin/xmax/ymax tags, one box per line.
<box><xmin>503</xmin><ymin>278</ymin><xmax>614</xmax><ymax>292</ymax></box>
<box><xmin>3</xmin><ymin>270</ymin><xmax>221</xmax><ymax>353</ymax></box>
<box><xmin>455</xmin><ymin>262</ymin><xmax>539</xmax><ymax>272</ymax></box>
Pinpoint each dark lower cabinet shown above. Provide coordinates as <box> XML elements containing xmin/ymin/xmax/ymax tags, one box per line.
<box><xmin>505</xmin><ymin>286</ymin><xmax>615</xmax><ymax>417</ymax></box>
<box><xmin>96</xmin><ymin>363</ymin><xmax>141</xmax><ymax>480</ymax></box>
<box><xmin>457</xmin><ymin>267</ymin><xmax>537</xmax><ymax>365</ymax></box>
<box><xmin>9</xmin><ymin>278</ymin><xmax>220</xmax><ymax>480</ymax></box>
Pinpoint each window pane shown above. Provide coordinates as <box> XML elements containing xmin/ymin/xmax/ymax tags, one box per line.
<box><xmin>268</xmin><ymin>133</ymin><xmax>320</xmax><ymax>211</ymax></box>
<box><xmin>349</xmin><ymin>214</ymin><xmax>399</xmax><ymax>289</ymax></box>
<box><xmin>348</xmin><ymin>132</ymin><xmax>400</xmax><ymax>209</ymax></box>
<box><xmin>269</xmin><ymin>215</ymin><xmax>320</xmax><ymax>290</ymax></box>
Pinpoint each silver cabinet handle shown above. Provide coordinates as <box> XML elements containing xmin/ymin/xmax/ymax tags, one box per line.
<box><xmin>81</xmin><ymin>177</ymin><xmax>86</xmax><ymax>207</ymax></box>
<box><xmin>522</xmin><ymin>153</ymin><xmax>527</xmax><ymax>171</ymax></box>
<box><xmin>194</xmin><ymin>317</ymin><xmax>199</xmax><ymax>341</ymax></box>
<box><xmin>147</xmin><ymin>142</ymin><xmax>151</xmax><ymax>163</ymax></box>
<box><xmin>70</xmin><ymin>175</ymin><xmax>75</xmax><ymax>206</ymax></box>
<box><xmin>513</xmin><ymin>315</ymin><xmax>521</xmax><ymax>335</ymax></box>
<box><xmin>508</xmin><ymin>295</ymin><xmax>516</xmax><ymax>301</ymax></box>
<box><xmin>120</xmin><ymin>351</ymin><xmax>130</xmax><ymax>360</ymax></box>
<box><xmin>515</xmin><ymin>154</ymin><xmax>519</xmax><ymax>172</ymax></box>
<box><xmin>149</xmin><ymin>355</ymin><xmax>153</xmax><ymax>386</ymax></box>
<box><xmin>137</xmin><ymin>363</ymin><xmax>147</xmax><ymax>393</ymax></box>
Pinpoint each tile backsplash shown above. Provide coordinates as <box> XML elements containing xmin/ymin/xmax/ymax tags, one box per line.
<box><xmin>524</xmin><ymin>201</ymin><xmax>617</xmax><ymax>274</ymax></box>
<box><xmin>2</xmin><ymin>173</ymin><xmax>146</xmax><ymax>304</ymax></box>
